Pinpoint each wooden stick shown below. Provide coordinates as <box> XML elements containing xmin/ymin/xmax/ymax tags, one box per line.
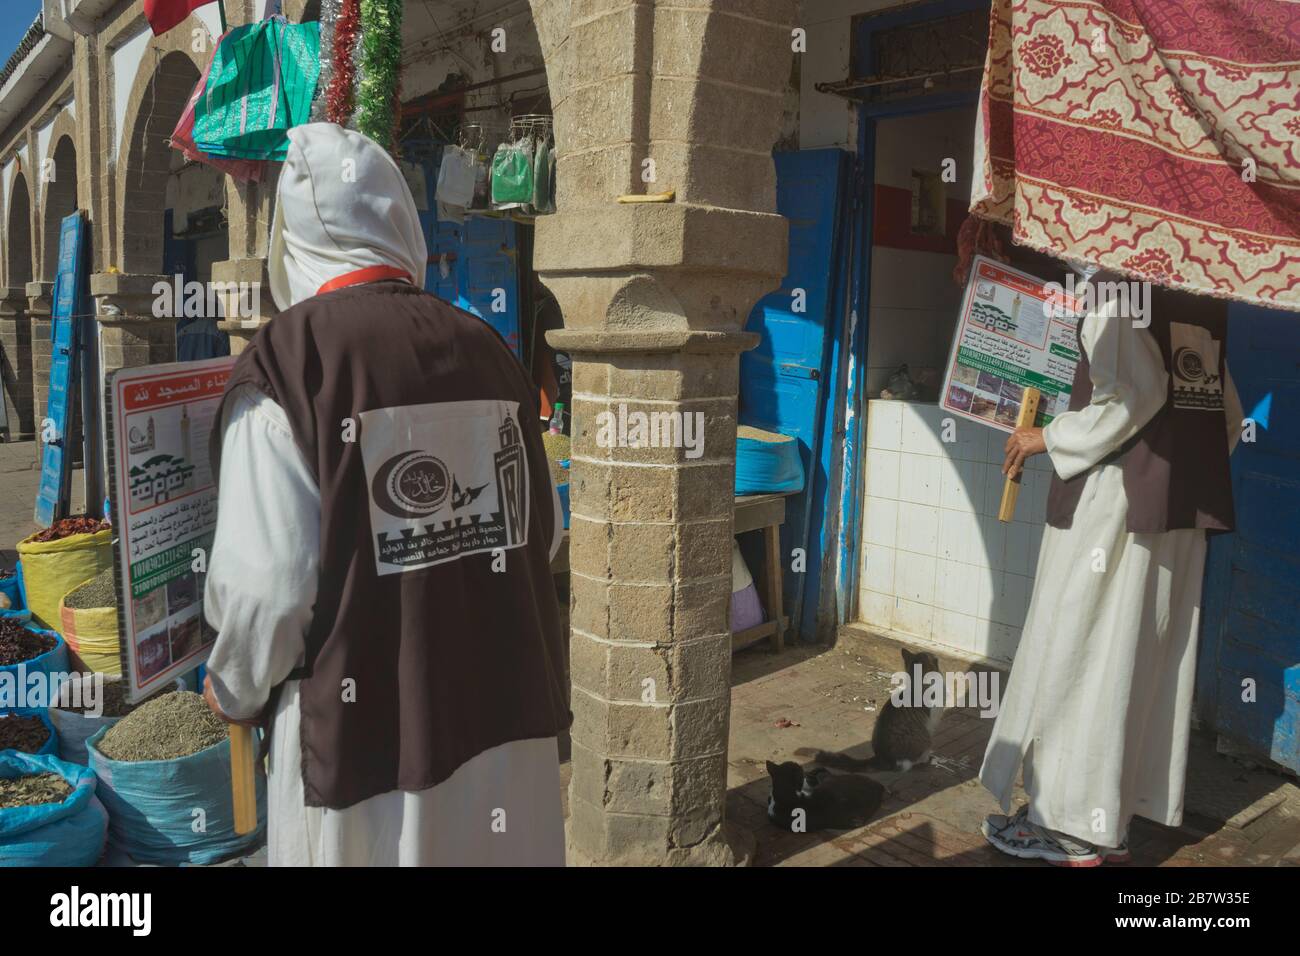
<box><xmin>616</xmin><ymin>190</ymin><xmax>676</xmax><ymax>204</ymax></box>
<box><xmin>998</xmin><ymin>387</ymin><xmax>1041</xmax><ymax>523</ymax></box>
<box><xmin>229</xmin><ymin>724</ymin><xmax>259</xmax><ymax>835</ymax></box>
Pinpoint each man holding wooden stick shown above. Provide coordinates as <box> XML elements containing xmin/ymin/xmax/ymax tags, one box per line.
<box><xmin>199</xmin><ymin>124</ymin><xmax>570</xmax><ymax>866</ymax></box>
<box><xmin>979</xmin><ymin>268</ymin><xmax>1243</xmax><ymax>866</ymax></box>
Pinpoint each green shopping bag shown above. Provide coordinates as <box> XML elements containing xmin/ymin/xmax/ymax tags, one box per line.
<box><xmin>193</xmin><ymin>18</ymin><xmax>321</xmax><ymax>162</ymax></box>
<box><xmin>491</xmin><ymin>142</ymin><xmax>534</xmax><ymax>205</ymax></box>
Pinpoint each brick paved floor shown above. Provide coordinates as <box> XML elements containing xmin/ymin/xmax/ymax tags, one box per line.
<box><xmin>723</xmin><ymin>627</ymin><xmax>1300</xmax><ymax>867</ymax></box>
<box><xmin>0</xmin><ymin>439</ymin><xmax>87</xmax><ymax>570</ymax></box>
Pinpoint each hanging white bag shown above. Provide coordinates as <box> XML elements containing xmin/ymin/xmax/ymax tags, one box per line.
<box><xmin>435</xmin><ymin>145</ymin><xmax>477</xmax><ymax>208</ymax></box>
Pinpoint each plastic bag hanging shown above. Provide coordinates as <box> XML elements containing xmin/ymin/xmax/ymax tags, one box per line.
<box><xmin>436</xmin><ymin>145</ymin><xmax>477</xmax><ymax>208</ymax></box>
<box><xmin>491</xmin><ymin>139</ymin><xmax>535</xmax><ymax>207</ymax></box>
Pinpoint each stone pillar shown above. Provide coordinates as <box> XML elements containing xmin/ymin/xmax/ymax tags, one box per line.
<box><xmin>212</xmin><ymin>258</ymin><xmax>277</xmax><ymax>355</ymax></box>
<box><xmin>0</xmin><ymin>289</ymin><xmax>35</xmax><ymax>440</ymax></box>
<box><xmin>530</xmin><ymin>0</ymin><xmax>796</xmax><ymax>865</ymax></box>
<box><xmin>90</xmin><ymin>272</ymin><xmax>176</xmax><ymax>382</ymax></box>
<box><xmin>26</xmin><ymin>281</ymin><xmax>55</xmax><ymax>466</ymax></box>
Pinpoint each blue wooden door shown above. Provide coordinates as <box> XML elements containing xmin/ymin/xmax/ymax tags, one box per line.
<box><xmin>741</xmin><ymin>149</ymin><xmax>850</xmax><ymax>639</ymax></box>
<box><xmin>1198</xmin><ymin>303</ymin><xmax>1300</xmax><ymax>773</ymax></box>
<box><xmin>418</xmin><ymin>152</ymin><xmax>522</xmax><ymax>358</ymax></box>
<box><xmin>34</xmin><ymin>212</ymin><xmax>87</xmax><ymax>526</ymax></box>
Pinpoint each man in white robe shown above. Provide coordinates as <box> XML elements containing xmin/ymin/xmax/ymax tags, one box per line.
<box><xmin>200</xmin><ymin>124</ymin><xmax>568</xmax><ymax>866</ymax></box>
<box><xmin>979</xmin><ymin>270</ymin><xmax>1242</xmax><ymax>866</ymax></box>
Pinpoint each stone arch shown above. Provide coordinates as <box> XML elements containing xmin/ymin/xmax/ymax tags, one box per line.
<box><xmin>116</xmin><ymin>38</ymin><xmax>207</xmax><ymax>276</ymax></box>
<box><xmin>2</xmin><ymin>170</ymin><xmax>35</xmax><ymax>438</ymax></box>
<box><xmin>40</xmin><ymin>129</ymin><xmax>79</xmax><ymax>282</ymax></box>
<box><xmin>6</xmin><ymin>171</ymin><xmax>33</xmax><ymax>291</ymax></box>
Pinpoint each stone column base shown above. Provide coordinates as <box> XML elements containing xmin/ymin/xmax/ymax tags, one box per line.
<box><xmin>565</xmin><ymin>818</ymin><xmax>755</xmax><ymax>868</ymax></box>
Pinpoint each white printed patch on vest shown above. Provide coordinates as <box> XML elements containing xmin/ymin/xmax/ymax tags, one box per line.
<box><xmin>1169</xmin><ymin>322</ymin><xmax>1224</xmax><ymax>411</ymax></box>
<box><xmin>358</xmin><ymin>400</ymin><xmax>529</xmax><ymax>575</ymax></box>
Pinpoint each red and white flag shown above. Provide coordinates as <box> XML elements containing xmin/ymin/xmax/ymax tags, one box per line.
<box><xmin>143</xmin><ymin>0</ymin><xmax>217</xmax><ymax>36</ymax></box>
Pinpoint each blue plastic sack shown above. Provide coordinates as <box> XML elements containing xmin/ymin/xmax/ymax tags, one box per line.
<box><xmin>735</xmin><ymin>430</ymin><xmax>805</xmax><ymax>495</ymax></box>
<box><xmin>87</xmin><ymin>728</ymin><xmax>265</xmax><ymax>865</ymax></box>
<box><xmin>0</xmin><ymin>571</ymin><xmax>31</xmax><ymax>622</ymax></box>
<box><xmin>0</xmin><ymin>750</ymin><xmax>108</xmax><ymax>866</ymax></box>
<box><xmin>0</xmin><ymin>627</ymin><xmax>69</xmax><ymax>718</ymax></box>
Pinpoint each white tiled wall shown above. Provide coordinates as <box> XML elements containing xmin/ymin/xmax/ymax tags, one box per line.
<box><xmin>857</xmin><ymin>400</ymin><xmax>1052</xmax><ymax>665</ymax></box>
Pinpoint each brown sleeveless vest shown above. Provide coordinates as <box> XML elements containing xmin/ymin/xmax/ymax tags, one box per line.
<box><xmin>1045</xmin><ymin>286</ymin><xmax>1234</xmax><ymax>534</ymax></box>
<box><xmin>211</xmin><ymin>280</ymin><xmax>570</xmax><ymax>809</ymax></box>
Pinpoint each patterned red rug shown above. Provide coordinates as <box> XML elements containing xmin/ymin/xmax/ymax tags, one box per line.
<box><xmin>971</xmin><ymin>0</ymin><xmax>1300</xmax><ymax>310</ymax></box>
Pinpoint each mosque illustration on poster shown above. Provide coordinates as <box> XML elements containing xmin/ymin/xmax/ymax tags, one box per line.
<box><xmin>128</xmin><ymin>454</ymin><xmax>197</xmax><ymax>508</ymax></box>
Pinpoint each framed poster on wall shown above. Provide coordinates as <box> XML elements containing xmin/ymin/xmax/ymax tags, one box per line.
<box><xmin>106</xmin><ymin>357</ymin><xmax>235</xmax><ymax>701</ymax></box>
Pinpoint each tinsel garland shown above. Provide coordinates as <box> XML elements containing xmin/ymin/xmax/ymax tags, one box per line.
<box><xmin>325</xmin><ymin>0</ymin><xmax>361</xmax><ymax>126</ymax></box>
<box><xmin>310</xmin><ymin>0</ymin><xmax>342</xmax><ymax>122</ymax></box>
<box><xmin>354</xmin><ymin>0</ymin><xmax>404</xmax><ymax>151</ymax></box>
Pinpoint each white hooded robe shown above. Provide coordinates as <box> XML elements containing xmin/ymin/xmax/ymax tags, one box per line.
<box><xmin>203</xmin><ymin>124</ymin><xmax>566</xmax><ymax>866</ymax></box>
<box><xmin>978</xmin><ymin>287</ymin><xmax>1242</xmax><ymax>849</ymax></box>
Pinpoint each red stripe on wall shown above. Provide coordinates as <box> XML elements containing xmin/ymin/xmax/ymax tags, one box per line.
<box><xmin>871</xmin><ymin>183</ymin><xmax>969</xmax><ymax>254</ymax></box>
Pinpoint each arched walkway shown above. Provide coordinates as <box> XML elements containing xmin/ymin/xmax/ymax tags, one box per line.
<box><xmin>118</xmin><ymin>49</ymin><xmax>204</xmax><ymax>278</ymax></box>
<box><xmin>41</xmin><ymin>135</ymin><xmax>79</xmax><ymax>283</ymax></box>
<box><xmin>1</xmin><ymin>172</ymin><xmax>34</xmax><ymax>438</ymax></box>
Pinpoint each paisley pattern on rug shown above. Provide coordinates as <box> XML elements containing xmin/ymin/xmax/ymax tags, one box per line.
<box><xmin>971</xmin><ymin>0</ymin><xmax>1300</xmax><ymax>310</ymax></box>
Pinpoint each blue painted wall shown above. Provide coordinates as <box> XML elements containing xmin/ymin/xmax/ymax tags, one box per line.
<box><xmin>1198</xmin><ymin>304</ymin><xmax>1300</xmax><ymax>773</ymax></box>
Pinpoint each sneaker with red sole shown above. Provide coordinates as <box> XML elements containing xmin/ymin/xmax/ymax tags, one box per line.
<box><xmin>982</xmin><ymin>806</ymin><xmax>1104</xmax><ymax>867</ymax></box>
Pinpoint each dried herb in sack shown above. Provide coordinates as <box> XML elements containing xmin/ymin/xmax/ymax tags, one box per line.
<box><xmin>0</xmin><ymin>619</ymin><xmax>56</xmax><ymax>665</ymax></box>
<box><xmin>65</xmin><ymin>568</ymin><xmax>117</xmax><ymax>610</ymax></box>
<box><xmin>0</xmin><ymin>714</ymin><xmax>51</xmax><ymax>754</ymax></box>
<box><xmin>97</xmin><ymin>691</ymin><xmax>228</xmax><ymax>762</ymax></box>
<box><xmin>0</xmin><ymin>772</ymin><xmax>70</xmax><ymax>810</ymax></box>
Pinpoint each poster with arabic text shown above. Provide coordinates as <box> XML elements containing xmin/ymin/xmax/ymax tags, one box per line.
<box><xmin>107</xmin><ymin>357</ymin><xmax>235</xmax><ymax>701</ymax></box>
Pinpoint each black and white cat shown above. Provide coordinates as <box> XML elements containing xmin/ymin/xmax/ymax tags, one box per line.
<box><xmin>765</xmin><ymin>760</ymin><xmax>885</xmax><ymax>832</ymax></box>
<box><xmin>816</xmin><ymin>648</ymin><xmax>946</xmax><ymax>772</ymax></box>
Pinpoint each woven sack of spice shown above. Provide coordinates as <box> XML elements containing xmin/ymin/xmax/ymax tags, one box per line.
<box><xmin>16</xmin><ymin>526</ymin><xmax>112</xmax><ymax>631</ymax></box>
<box><xmin>87</xmin><ymin>693</ymin><xmax>265</xmax><ymax>865</ymax></box>
<box><xmin>58</xmin><ymin>573</ymin><xmax>121</xmax><ymax>676</ymax></box>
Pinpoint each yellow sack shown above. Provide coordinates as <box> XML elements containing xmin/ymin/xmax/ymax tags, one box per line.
<box><xmin>16</xmin><ymin>529</ymin><xmax>113</xmax><ymax>632</ymax></box>
<box><xmin>59</xmin><ymin>582</ymin><xmax>122</xmax><ymax>676</ymax></box>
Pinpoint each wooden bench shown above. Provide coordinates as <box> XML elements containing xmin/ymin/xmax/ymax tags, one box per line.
<box><xmin>550</xmin><ymin>492</ymin><xmax>790</xmax><ymax>653</ymax></box>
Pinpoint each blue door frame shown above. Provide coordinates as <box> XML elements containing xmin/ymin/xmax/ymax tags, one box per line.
<box><xmin>832</xmin><ymin>0</ymin><xmax>989</xmax><ymax>624</ymax></box>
